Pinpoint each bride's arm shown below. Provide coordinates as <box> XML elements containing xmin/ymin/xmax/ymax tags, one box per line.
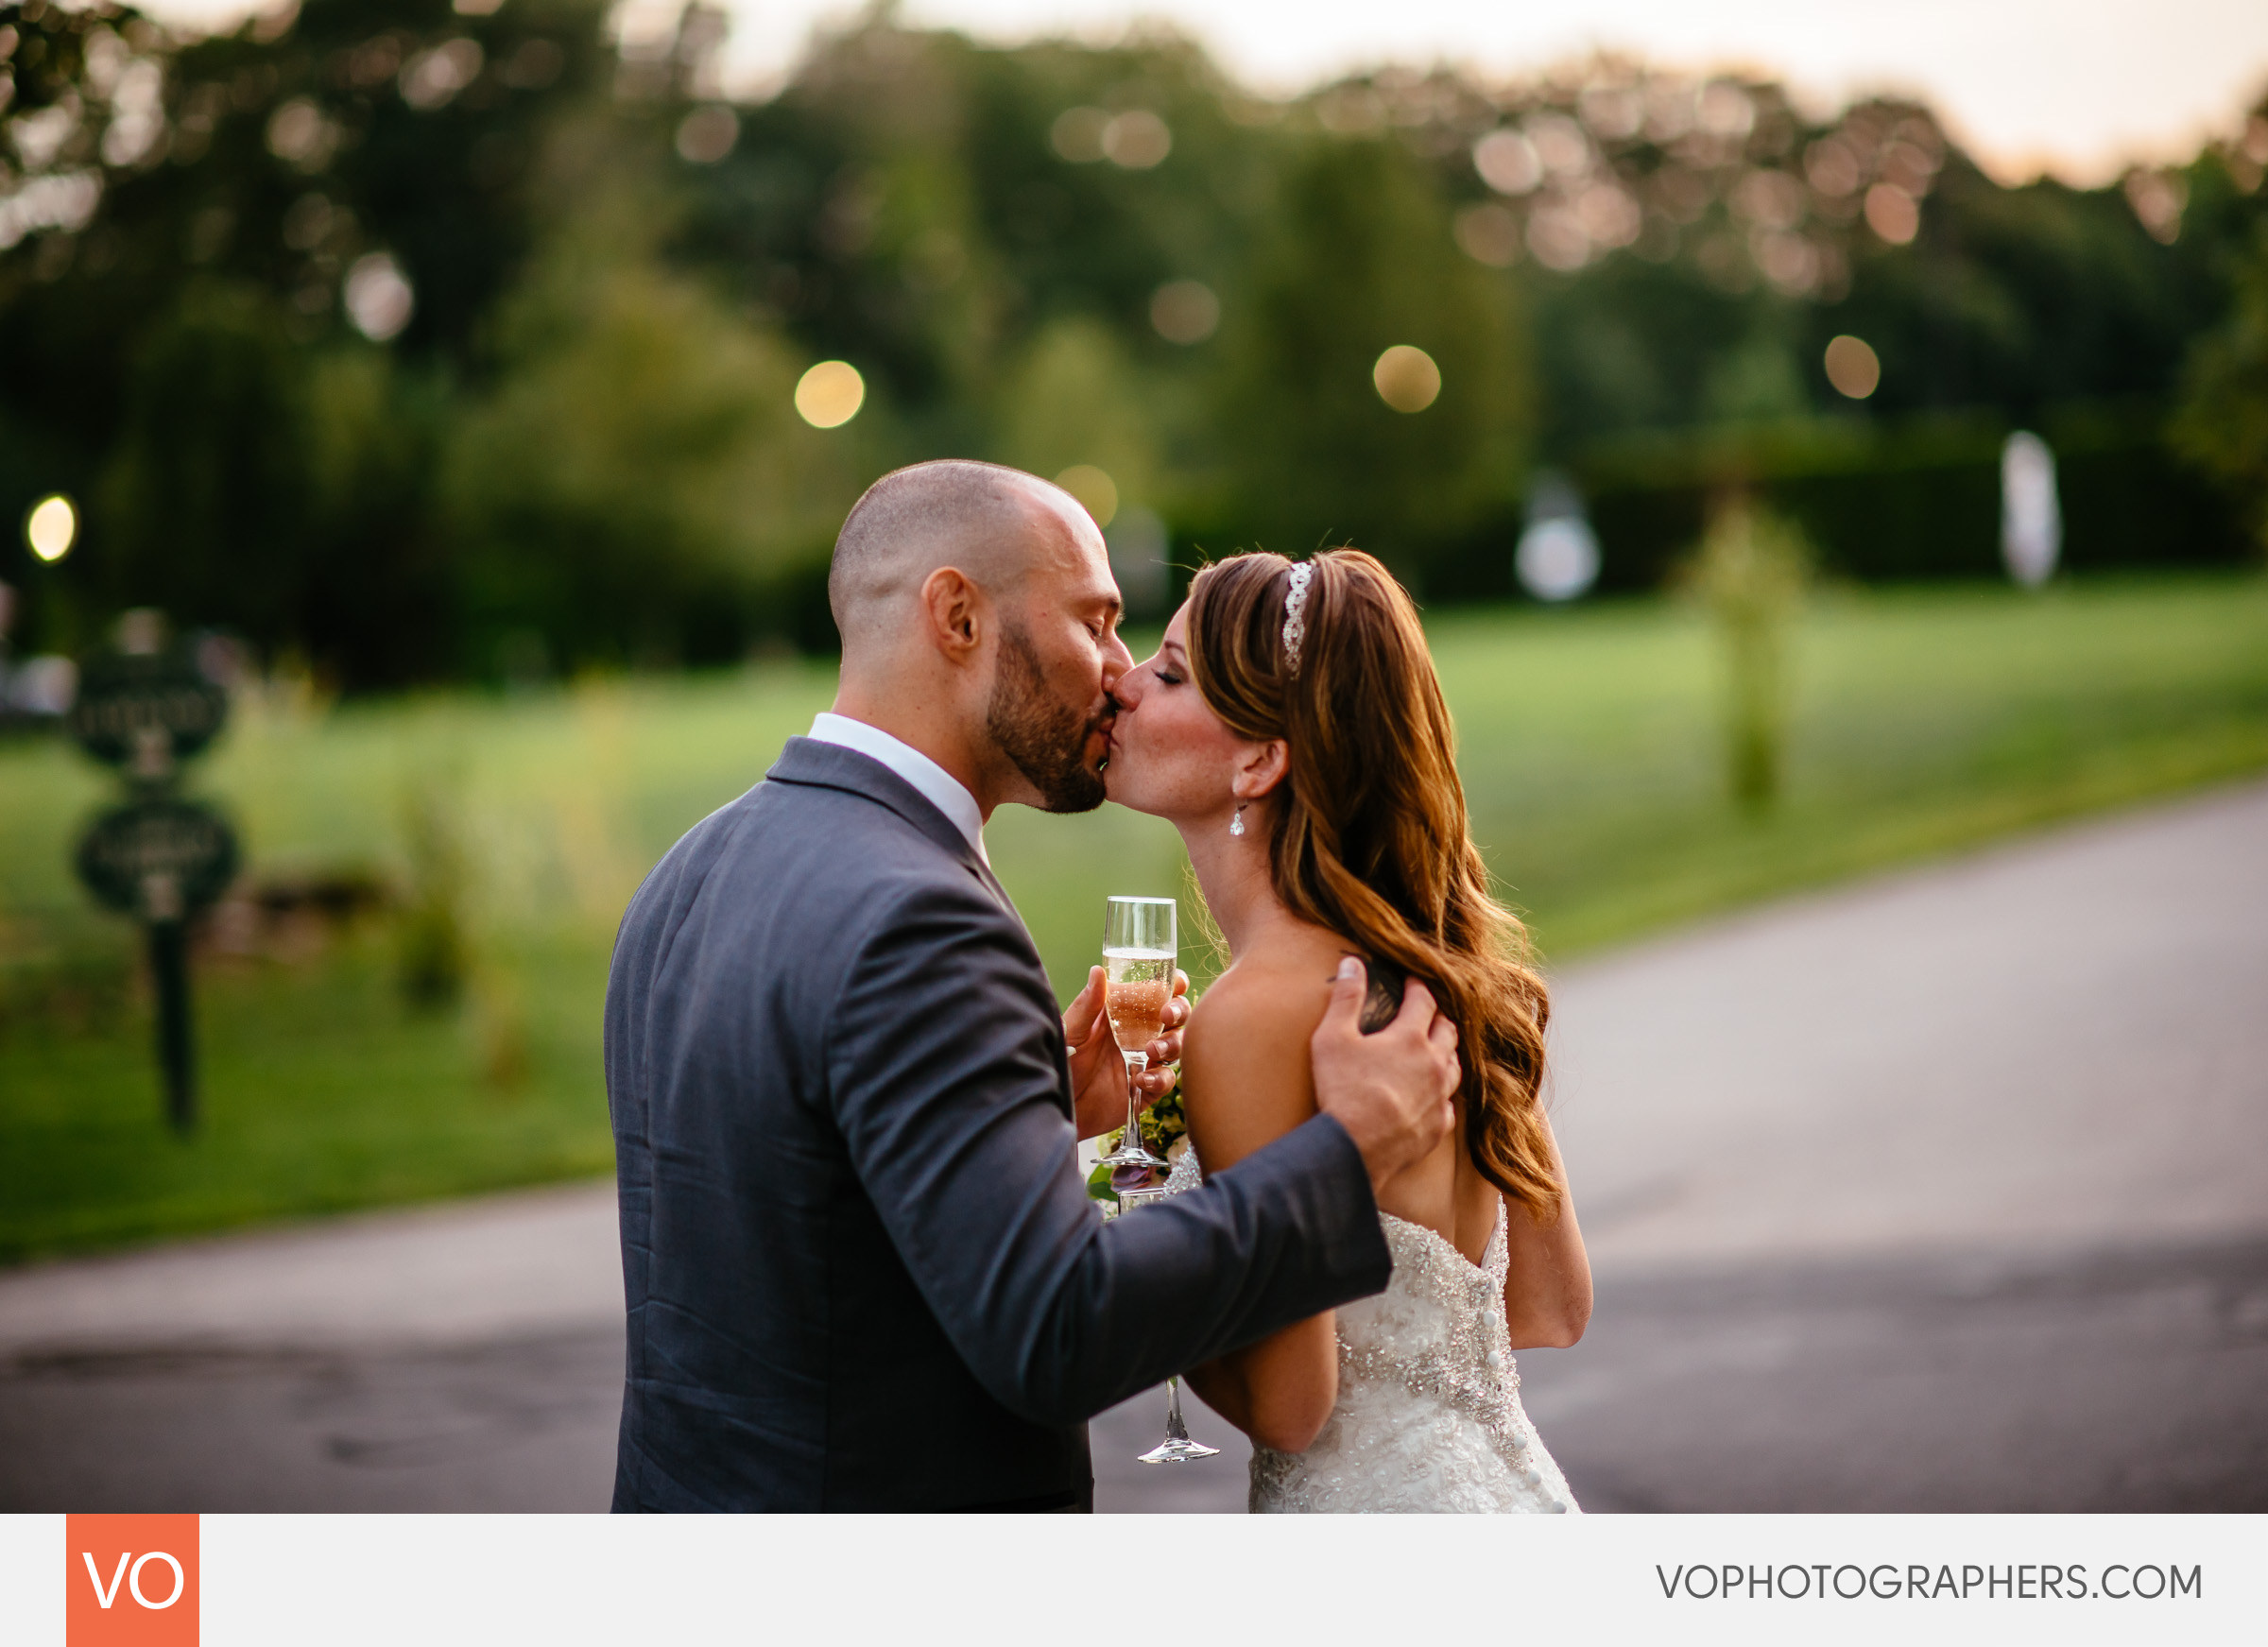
<box><xmin>1178</xmin><ymin>973</ymin><xmax>1341</xmax><ymax>1453</ymax></box>
<box><xmin>1502</xmin><ymin>1113</ymin><xmax>1592</xmax><ymax>1348</ymax></box>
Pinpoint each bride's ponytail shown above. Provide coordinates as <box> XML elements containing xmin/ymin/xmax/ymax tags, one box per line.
<box><xmin>1185</xmin><ymin>550</ymin><xmax>1563</xmax><ymax>1224</ymax></box>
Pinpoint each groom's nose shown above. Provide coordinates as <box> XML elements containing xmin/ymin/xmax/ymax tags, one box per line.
<box><xmin>1099</xmin><ymin>635</ymin><xmax>1135</xmax><ymax>694</ymax></box>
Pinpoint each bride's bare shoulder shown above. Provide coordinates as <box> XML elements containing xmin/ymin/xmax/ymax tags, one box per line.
<box><xmin>1181</xmin><ymin>931</ymin><xmax>1346</xmax><ymax>1168</ymax></box>
<box><xmin>1188</xmin><ymin>927</ymin><xmax>1346</xmax><ymax>1040</ymax></box>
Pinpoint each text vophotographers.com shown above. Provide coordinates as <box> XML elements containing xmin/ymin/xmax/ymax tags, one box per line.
<box><xmin>1656</xmin><ymin>1560</ymin><xmax>2203</xmax><ymax>1602</ymax></box>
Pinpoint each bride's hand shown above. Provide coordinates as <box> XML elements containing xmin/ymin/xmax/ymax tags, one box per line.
<box><xmin>1063</xmin><ymin>964</ymin><xmax>1191</xmax><ymax>1140</ymax></box>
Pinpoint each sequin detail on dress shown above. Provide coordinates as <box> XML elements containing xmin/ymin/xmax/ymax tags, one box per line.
<box><xmin>1247</xmin><ymin>1200</ymin><xmax>1582</xmax><ymax>1514</ymax></box>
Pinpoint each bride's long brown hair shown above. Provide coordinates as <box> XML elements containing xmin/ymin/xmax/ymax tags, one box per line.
<box><xmin>1185</xmin><ymin>549</ymin><xmax>1561</xmax><ymax>1222</ymax></box>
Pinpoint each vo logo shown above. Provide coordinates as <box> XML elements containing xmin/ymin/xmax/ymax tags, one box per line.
<box><xmin>66</xmin><ymin>1515</ymin><xmax>198</xmax><ymax>1646</ymax></box>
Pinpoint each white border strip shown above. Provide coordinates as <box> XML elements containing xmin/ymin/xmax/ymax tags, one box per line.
<box><xmin>8</xmin><ymin>1513</ymin><xmax>2262</xmax><ymax>1646</ymax></box>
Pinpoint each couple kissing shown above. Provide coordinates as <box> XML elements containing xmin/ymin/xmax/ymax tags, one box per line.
<box><xmin>605</xmin><ymin>458</ymin><xmax>1589</xmax><ymax>1513</ymax></box>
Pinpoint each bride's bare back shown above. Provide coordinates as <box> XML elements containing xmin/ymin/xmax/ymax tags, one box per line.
<box><xmin>1185</xmin><ymin>922</ymin><xmax>1504</xmax><ymax>1261</ymax></box>
<box><xmin>1180</xmin><ymin>916</ymin><xmax>1588</xmax><ymax>1511</ymax></box>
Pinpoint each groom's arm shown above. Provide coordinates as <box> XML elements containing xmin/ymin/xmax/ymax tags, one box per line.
<box><xmin>825</xmin><ymin>878</ymin><xmax>1393</xmax><ymax>1428</ymax></box>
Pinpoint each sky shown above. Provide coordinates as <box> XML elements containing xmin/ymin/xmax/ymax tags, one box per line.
<box><xmin>146</xmin><ymin>0</ymin><xmax>2268</xmax><ymax>184</ymax></box>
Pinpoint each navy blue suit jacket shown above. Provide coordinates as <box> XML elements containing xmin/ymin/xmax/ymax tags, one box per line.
<box><xmin>605</xmin><ymin>737</ymin><xmax>1392</xmax><ymax>1510</ymax></box>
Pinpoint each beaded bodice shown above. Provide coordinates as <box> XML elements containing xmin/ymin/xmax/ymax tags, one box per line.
<box><xmin>1246</xmin><ymin>1201</ymin><xmax>1581</xmax><ymax>1514</ymax></box>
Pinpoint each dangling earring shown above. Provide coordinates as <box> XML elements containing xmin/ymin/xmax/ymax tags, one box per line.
<box><xmin>1229</xmin><ymin>803</ymin><xmax>1246</xmax><ymax>837</ymax></box>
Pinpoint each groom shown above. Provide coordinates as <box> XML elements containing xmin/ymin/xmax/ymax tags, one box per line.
<box><xmin>605</xmin><ymin>459</ymin><xmax>1459</xmax><ymax>1511</ymax></box>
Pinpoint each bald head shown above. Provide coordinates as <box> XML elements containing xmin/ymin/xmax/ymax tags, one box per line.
<box><xmin>829</xmin><ymin>460</ymin><xmax>1091</xmax><ymax>659</ymax></box>
<box><xmin>823</xmin><ymin>459</ymin><xmax>1133</xmax><ymax>815</ymax></box>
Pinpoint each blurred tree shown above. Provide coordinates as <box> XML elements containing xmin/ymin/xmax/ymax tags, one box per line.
<box><xmin>1826</xmin><ymin>156</ymin><xmax>2214</xmax><ymax>421</ymax></box>
<box><xmin>94</xmin><ymin>282</ymin><xmax>447</xmax><ymax>683</ymax></box>
<box><xmin>444</xmin><ymin>204</ymin><xmax>867</xmax><ymax>671</ymax></box>
<box><xmin>95</xmin><ymin>281</ymin><xmax>317</xmax><ymax>648</ymax></box>
<box><xmin>1213</xmin><ymin>136</ymin><xmax>1530</xmax><ymax>583</ymax></box>
<box><xmin>994</xmin><ymin>316</ymin><xmax>1160</xmax><ymax>515</ymax></box>
<box><xmin>2174</xmin><ymin>224</ymin><xmax>2268</xmax><ymax>556</ymax></box>
<box><xmin>0</xmin><ymin>0</ymin><xmax>613</xmax><ymax>673</ymax></box>
<box><xmin>1687</xmin><ymin>496</ymin><xmax>1813</xmax><ymax>812</ymax></box>
<box><xmin>4</xmin><ymin>8</ymin><xmax>2262</xmax><ymax>679</ymax></box>
<box><xmin>1456</xmin><ymin>83</ymin><xmax>2236</xmax><ymax>454</ymax></box>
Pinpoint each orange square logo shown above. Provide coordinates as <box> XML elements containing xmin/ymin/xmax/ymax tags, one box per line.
<box><xmin>66</xmin><ymin>1515</ymin><xmax>198</xmax><ymax>1646</ymax></box>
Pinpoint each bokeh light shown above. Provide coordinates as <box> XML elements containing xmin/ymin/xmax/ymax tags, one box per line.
<box><xmin>1517</xmin><ymin>517</ymin><xmax>1601</xmax><ymax>602</ymax></box>
<box><xmin>1528</xmin><ymin>111</ymin><xmax>1592</xmax><ymax>176</ymax></box>
<box><xmin>1696</xmin><ymin>79</ymin><xmax>1757</xmax><ymax>140</ymax></box>
<box><xmin>1453</xmin><ymin>202</ymin><xmax>1522</xmax><ymax>266</ymax></box>
<box><xmin>1824</xmin><ymin>335</ymin><xmax>1881</xmax><ymax>398</ymax></box>
<box><xmin>1055</xmin><ymin>464</ymin><xmax>1119</xmax><ymax>528</ymax></box>
<box><xmin>794</xmin><ymin>361</ymin><xmax>866</xmax><ymax>428</ymax></box>
<box><xmin>2123</xmin><ymin>169</ymin><xmax>2187</xmax><ymax>244</ymax></box>
<box><xmin>1149</xmin><ymin>279</ymin><xmax>1219</xmax><ymax>343</ymax></box>
<box><xmin>1526</xmin><ymin>206</ymin><xmax>1591</xmax><ymax>271</ymax></box>
<box><xmin>1056</xmin><ymin>106</ymin><xmax>1173</xmax><ymax>168</ymax></box>
<box><xmin>1051</xmin><ymin>106</ymin><xmax>1109</xmax><ymax>162</ymax></box>
<box><xmin>1472</xmin><ymin>129</ymin><xmax>1541</xmax><ymax>195</ymax></box>
<box><xmin>1373</xmin><ymin>345</ymin><xmax>1441</xmax><ymax>413</ymax></box>
<box><xmin>1864</xmin><ymin>181</ymin><xmax>1920</xmax><ymax>244</ymax></box>
<box><xmin>676</xmin><ymin>105</ymin><xmax>740</xmax><ymax>164</ymax></box>
<box><xmin>344</xmin><ymin>253</ymin><xmax>415</xmax><ymax>341</ymax></box>
<box><xmin>26</xmin><ymin>493</ymin><xmax>77</xmax><ymax>562</ymax></box>
<box><xmin>1101</xmin><ymin>110</ymin><xmax>1172</xmax><ymax>169</ymax></box>
<box><xmin>400</xmin><ymin>40</ymin><xmax>485</xmax><ymax>112</ymax></box>
<box><xmin>265</xmin><ymin>97</ymin><xmax>338</xmax><ymax>170</ymax></box>
<box><xmin>1805</xmin><ymin>136</ymin><xmax>1863</xmax><ymax>197</ymax></box>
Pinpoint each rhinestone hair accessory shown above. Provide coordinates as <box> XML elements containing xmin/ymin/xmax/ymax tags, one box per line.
<box><xmin>1281</xmin><ymin>562</ymin><xmax>1315</xmax><ymax>676</ymax></box>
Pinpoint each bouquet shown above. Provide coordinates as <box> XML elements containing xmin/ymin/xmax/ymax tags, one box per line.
<box><xmin>1086</xmin><ymin>1081</ymin><xmax>1187</xmax><ymax>1203</ymax></box>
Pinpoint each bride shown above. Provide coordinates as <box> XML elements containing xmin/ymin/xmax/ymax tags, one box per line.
<box><xmin>1104</xmin><ymin>548</ymin><xmax>1591</xmax><ymax>1514</ymax></box>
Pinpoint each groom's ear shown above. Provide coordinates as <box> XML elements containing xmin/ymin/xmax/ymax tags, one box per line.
<box><xmin>920</xmin><ymin>567</ymin><xmax>986</xmax><ymax>661</ymax></box>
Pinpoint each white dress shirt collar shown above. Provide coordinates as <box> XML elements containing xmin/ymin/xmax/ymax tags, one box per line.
<box><xmin>806</xmin><ymin>712</ymin><xmax>988</xmax><ymax>864</ymax></box>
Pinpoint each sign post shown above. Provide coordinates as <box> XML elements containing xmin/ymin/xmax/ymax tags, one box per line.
<box><xmin>67</xmin><ymin>637</ymin><xmax>239</xmax><ymax>1135</ymax></box>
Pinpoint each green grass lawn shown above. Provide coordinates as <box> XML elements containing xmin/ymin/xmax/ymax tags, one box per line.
<box><xmin>4</xmin><ymin>573</ymin><xmax>2266</xmax><ymax>1260</ymax></box>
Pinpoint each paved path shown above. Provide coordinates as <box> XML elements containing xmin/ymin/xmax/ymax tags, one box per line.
<box><xmin>0</xmin><ymin>1186</ymin><xmax>623</xmax><ymax>1512</ymax></box>
<box><xmin>1549</xmin><ymin>777</ymin><xmax>2268</xmax><ymax>1271</ymax></box>
<box><xmin>5</xmin><ymin>780</ymin><xmax>2264</xmax><ymax>1512</ymax></box>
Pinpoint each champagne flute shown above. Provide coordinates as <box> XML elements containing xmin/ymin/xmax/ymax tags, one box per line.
<box><xmin>1095</xmin><ymin>896</ymin><xmax>1174</xmax><ymax>1190</ymax></box>
<box><xmin>1098</xmin><ymin>897</ymin><xmax>1218</xmax><ymax>1462</ymax></box>
<box><xmin>1139</xmin><ymin>1373</ymin><xmax>1221</xmax><ymax>1464</ymax></box>
<box><xmin>1130</xmin><ymin>1170</ymin><xmax>1222</xmax><ymax>1465</ymax></box>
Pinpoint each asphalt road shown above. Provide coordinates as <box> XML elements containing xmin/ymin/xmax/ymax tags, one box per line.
<box><xmin>6</xmin><ymin>780</ymin><xmax>2265</xmax><ymax>1513</ymax></box>
<box><xmin>0</xmin><ymin>1185</ymin><xmax>624</xmax><ymax>1512</ymax></box>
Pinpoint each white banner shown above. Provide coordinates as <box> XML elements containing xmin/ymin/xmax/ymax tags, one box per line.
<box><xmin>7</xmin><ymin>1512</ymin><xmax>2262</xmax><ymax>1646</ymax></box>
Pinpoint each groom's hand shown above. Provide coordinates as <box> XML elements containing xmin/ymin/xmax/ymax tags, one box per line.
<box><xmin>1312</xmin><ymin>957</ymin><xmax>1460</xmax><ymax>1193</ymax></box>
<box><xmin>1064</xmin><ymin>964</ymin><xmax>1191</xmax><ymax>1140</ymax></box>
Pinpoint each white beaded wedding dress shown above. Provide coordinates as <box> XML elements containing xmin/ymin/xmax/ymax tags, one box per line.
<box><xmin>1166</xmin><ymin>1148</ymin><xmax>1581</xmax><ymax>1514</ymax></box>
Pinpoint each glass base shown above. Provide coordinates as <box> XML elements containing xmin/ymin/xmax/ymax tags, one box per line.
<box><xmin>1096</xmin><ymin>1141</ymin><xmax>1166</xmax><ymax>1171</ymax></box>
<box><xmin>1139</xmin><ymin>1434</ymin><xmax>1222</xmax><ymax>1464</ymax></box>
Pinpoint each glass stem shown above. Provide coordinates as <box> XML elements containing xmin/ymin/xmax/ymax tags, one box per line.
<box><xmin>1164</xmin><ymin>1376</ymin><xmax>1191</xmax><ymax>1442</ymax></box>
<box><xmin>1123</xmin><ymin>1051</ymin><xmax>1147</xmax><ymax>1149</ymax></box>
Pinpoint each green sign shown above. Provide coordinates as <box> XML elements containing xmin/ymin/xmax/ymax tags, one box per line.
<box><xmin>66</xmin><ymin>648</ymin><xmax>229</xmax><ymax>770</ymax></box>
<box><xmin>74</xmin><ymin>796</ymin><xmax>240</xmax><ymax>919</ymax></box>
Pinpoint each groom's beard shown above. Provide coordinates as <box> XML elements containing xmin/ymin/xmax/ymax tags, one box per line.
<box><xmin>987</xmin><ymin>620</ymin><xmax>1108</xmax><ymax>814</ymax></box>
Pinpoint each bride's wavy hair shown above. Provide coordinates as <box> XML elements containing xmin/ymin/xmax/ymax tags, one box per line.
<box><xmin>1185</xmin><ymin>549</ymin><xmax>1560</xmax><ymax>1222</ymax></box>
